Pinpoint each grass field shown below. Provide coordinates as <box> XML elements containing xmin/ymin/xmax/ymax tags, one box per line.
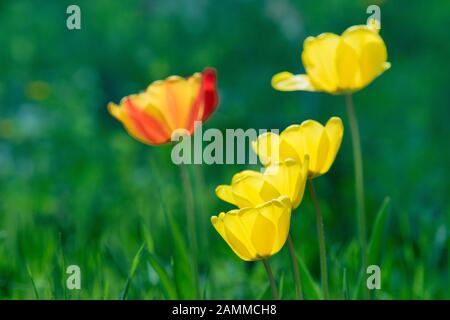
<box><xmin>0</xmin><ymin>0</ymin><xmax>449</xmax><ymax>299</ymax></box>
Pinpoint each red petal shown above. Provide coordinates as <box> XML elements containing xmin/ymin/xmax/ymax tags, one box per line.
<box><xmin>200</xmin><ymin>67</ymin><xmax>218</xmax><ymax>121</ymax></box>
<box><xmin>124</xmin><ymin>98</ymin><xmax>170</xmax><ymax>145</ymax></box>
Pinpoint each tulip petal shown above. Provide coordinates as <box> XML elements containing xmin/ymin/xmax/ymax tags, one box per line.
<box><xmin>279</xmin><ymin>125</ymin><xmax>306</xmax><ymax>163</ymax></box>
<box><xmin>323</xmin><ymin>117</ymin><xmax>344</xmax><ymax>174</ymax></box>
<box><xmin>252</xmin><ymin>132</ymin><xmax>281</xmax><ymax>166</ymax></box>
<box><xmin>200</xmin><ymin>68</ymin><xmax>219</xmax><ymax>121</ymax></box>
<box><xmin>271</xmin><ymin>72</ymin><xmax>317</xmax><ymax>91</ymax></box>
<box><xmin>147</xmin><ymin>75</ymin><xmax>201</xmax><ymax>133</ymax></box>
<box><xmin>257</xmin><ymin>196</ymin><xmax>291</xmax><ymax>256</ymax></box>
<box><xmin>211</xmin><ymin>197</ymin><xmax>291</xmax><ymax>261</ymax></box>
<box><xmin>335</xmin><ymin>40</ymin><xmax>359</xmax><ymax>91</ymax></box>
<box><xmin>263</xmin><ymin>159</ymin><xmax>305</xmax><ymax>209</ymax></box>
<box><xmin>231</xmin><ymin>170</ymin><xmax>261</xmax><ymax>184</ymax></box>
<box><xmin>212</xmin><ymin>211</ymin><xmax>255</xmax><ymax>261</ymax></box>
<box><xmin>251</xmin><ymin>211</ymin><xmax>276</xmax><ymax>257</ymax></box>
<box><xmin>232</xmin><ymin>176</ymin><xmax>267</xmax><ymax>207</ymax></box>
<box><xmin>223</xmin><ymin>210</ymin><xmax>256</xmax><ymax>260</ymax></box>
<box><xmin>215</xmin><ymin>185</ymin><xmax>237</xmax><ymax>206</ymax></box>
<box><xmin>274</xmin><ymin>201</ymin><xmax>291</xmax><ymax>254</ymax></box>
<box><xmin>299</xmin><ymin>120</ymin><xmax>329</xmax><ymax>176</ymax></box>
<box><xmin>302</xmin><ymin>33</ymin><xmax>341</xmax><ymax>93</ymax></box>
<box><xmin>341</xmin><ymin>25</ymin><xmax>389</xmax><ymax>88</ymax></box>
<box><xmin>108</xmin><ymin>102</ymin><xmax>146</xmax><ymax>142</ymax></box>
<box><xmin>108</xmin><ymin>98</ymin><xmax>172</xmax><ymax>145</ymax></box>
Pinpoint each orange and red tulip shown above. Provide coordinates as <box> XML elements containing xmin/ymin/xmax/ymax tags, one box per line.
<box><xmin>108</xmin><ymin>68</ymin><xmax>218</xmax><ymax>145</ymax></box>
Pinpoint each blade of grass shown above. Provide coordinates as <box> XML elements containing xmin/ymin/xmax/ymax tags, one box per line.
<box><xmin>26</xmin><ymin>263</ymin><xmax>40</xmax><ymax>300</ymax></box>
<box><xmin>278</xmin><ymin>272</ymin><xmax>285</xmax><ymax>299</ymax></box>
<box><xmin>257</xmin><ymin>283</ymin><xmax>271</xmax><ymax>300</ymax></box>
<box><xmin>143</xmin><ymin>224</ymin><xmax>178</xmax><ymax>299</ymax></box>
<box><xmin>146</xmin><ymin>257</ymin><xmax>178</xmax><ymax>299</ymax></box>
<box><xmin>58</xmin><ymin>233</ymin><xmax>67</xmax><ymax>300</ymax></box>
<box><xmin>120</xmin><ymin>242</ymin><xmax>146</xmax><ymax>300</ymax></box>
<box><xmin>343</xmin><ymin>268</ymin><xmax>349</xmax><ymax>300</ymax></box>
<box><xmin>150</xmin><ymin>158</ymin><xmax>197</xmax><ymax>299</ymax></box>
<box><xmin>296</xmin><ymin>252</ymin><xmax>322</xmax><ymax>299</ymax></box>
<box><xmin>368</xmin><ymin>197</ymin><xmax>391</xmax><ymax>264</ymax></box>
<box><xmin>354</xmin><ymin>196</ymin><xmax>391</xmax><ymax>299</ymax></box>
<box><xmin>170</xmin><ymin>216</ymin><xmax>197</xmax><ymax>299</ymax></box>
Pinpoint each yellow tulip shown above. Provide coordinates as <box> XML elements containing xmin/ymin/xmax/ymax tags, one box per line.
<box><xmin>215</xmin><ymin>158</ymin><xmax>308</xmax><ymax>209</ymax></box>
<box><xmin>252</xmin><ymin>117</ymin><xmax>343</xmax><ymax>178</ymax></box>
<box><xmin>211</xmin><ymin>195</ymin><xmax>292</xmax><ymax>261</ymax></box>
<box><xmin>272</xmin><ymin>24</ymin><xmax>390</xmax><ymax>94</ymax></box>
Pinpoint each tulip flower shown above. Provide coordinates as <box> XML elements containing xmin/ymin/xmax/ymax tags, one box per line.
<box><xmin>272</xmin><ymin>22</ymin><xmax>390</xmax><ymax>297</ymax></box>
<box><xmin>108</xmin><ymin>68</ymin><xmax>218</xmax><ymax>299</ymax></box>
<box><xmin>272</xmin><ymin>24</ymin><xmax>390</xmax><ymax>94</ymax></box>
<box><xmin>252</xmin><ymin>117</ymin><xmax>343</xmax><ymax>299</ymax></box>
<box><xmin>108</xmin><ymin>68</ymin><xmax>218</xmax><ymax>145</ymax></box>
<box><xmin>252</xmin><ymin>117</ymin><xmax>343</xmax><ymax>178</ymax></box>
<box><xmin>215</xmin><ymin>158</ymin><xmax>309</xmax><ymax>299</ymax></box>
<box><xmin>211</xmin><ymin>195</ymin><xmax>292</xmax><ymax>262</ymax></box>
<box><xmin>215</xmin><ymin>158</ymin><xmax>309</xmax><ymax>209</ymax></box>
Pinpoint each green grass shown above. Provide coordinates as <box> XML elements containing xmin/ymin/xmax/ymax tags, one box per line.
<box><xmin>0</xmin><ymin>0</ymin><xmax>449</xmax><ymax>299</ymax></box>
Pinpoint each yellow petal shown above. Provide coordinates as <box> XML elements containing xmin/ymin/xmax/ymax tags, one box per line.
<box><xmin>263</xmin><ymin>158</ymin><xmax>308</xmax><ymax>209</ymax></box>
<box><xmin>250</xmin><ymin>209</ymin><xmax>276</xmax><ymax>257</ymax></box>
<box><xmin>252</xmin><ymin>132</ymin><xmax>281</xmax><ymax>166</ymax></box>
<box><xmin>273</xmin><ymin>200</ymin><xmax>291</xmax><ymax>254</ymax></box>
<box><xmin>301</xmin><ymin>33</ymin><xmax>341</xmax><ymax>93</ymax></box>
<box><xmin>212</xmin><ymin>212</ymin><xmax>253</xmax><ymax>260</ymax></box>
<box><xmin>146</xmin><ymin>74</ymin><xmax>202</xmax><ymax>131</ymax></box>
<box><xmin>231</xmin><ymin>170</ymin><xmax>261</xmax><ymax>184</ymax></box>
<box><xmin>322</xmin><ymin>117</ymin><xmax>344</xmax><ymax>175</ymax></box>
<box><xmin>211</xmin><ymin>196</ymin><xmax>291</xmax><ymax>261</ymax></box>
<box><xmin>215</xmin><ymin>185</ymin><xmax>237</xmax><ymax>206</ymax></box>
<box><xmin>335</xmin><ymin>40</ymin><xmax>359</xmax><ymax>91</ymax></box>
<box><xmin>279</xmin><ymin>125</ymin><xmax>306</xmax><ymax>162</ymax></box>
<box><xmin>256</xmin><ymin>196</ymin><xmax>291</xmax><ymax>256</ymax></box>
<box><xmin>341</xmin><ymin>25</ymin><xmax>389</xmax><ymax>88</ymax></box>
<box><xmin>222</xmin><ymin>210</ymin><xmax>257</xmax><ymax>261</ymax></box>
<box><xmin>271</xmin><ymin>72</ymin><xmax>317</xmax><ymax>92</ymax></box>
<box><xmin>232</xmin><ymin>175</ymin><xmax>267</xmax><ymax>207</ymax></box>
<box><xmin>299</xmin><ymin>120</ymin><xmax>329</xmax><ymax>176</ymax></box>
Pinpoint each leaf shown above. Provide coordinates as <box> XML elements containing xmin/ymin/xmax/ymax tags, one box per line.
<box><xmin>368</xmin><ymin>196</ymin><xmax>391</xmax><ymax>264</ymax></box>
<box><xmin>26</xmin><ymin>263</ymin><xmax>40</xmax><ymax>300</ymax></box>
<box><xmin>257</xmin><ymin>283</ymin><xmax>271</xmax><ymax>300</ymax></box>
<box><xmin>120</xmin><ymin>242</ymin><xmax>145</xmax><ymax>300</ymax></box>
<box><xmin>342</xmin><ymin>268</ymin><xmax>349</xmax><ymax>300</ymax></box>
<box><xmin>296</xmin><ymin>253</ymin><xmax>322</xmax><ymax>300</ymax></box>
<box><xmin>278</xmin><ymin>272</ymin><xmax>285</xmax><ymax>299</ymax></box>
<box><xmin>169</xmin><ymin>216</ymin><xmax>197</xmax><ymax>299</ymax></box>
<box><xmin>147</xmin><ymin>255</ymin><xmax>178</xmax><ymax>299</ymax></box>
<box><xmin>354</xmin><ymin>196</ymin><xmax>391</xmax><ymax>299</ymax></box>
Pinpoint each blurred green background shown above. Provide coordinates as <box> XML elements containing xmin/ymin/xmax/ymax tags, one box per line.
<box><xmin>0</xmin><ymin>0</ymin><xmax>449</xmax><ymax>299</ymax></box>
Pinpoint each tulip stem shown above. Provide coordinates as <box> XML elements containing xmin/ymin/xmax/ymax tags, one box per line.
<box><xmin>345</xmin><ymin>94</ymin><xmax>368</xmax><ymax>298</ymax></box>
<box><xmin>287</xmin><ymin>233</ymin><xmax>304</xmax><ymax>299</ymax></box>
<box><xmin>308</xmin><ymin>178</ymin><xmax>329</xmax><ymax>299</ymax></box>
<box><xmin>262</xmin><ymin>258</ymin><xmax>279</xmax><ymax>300</ymax></box>
<box><xmin>179</xmin><ymin>163</ymin><xmax>200</xmax><ymax>298</ymax></box>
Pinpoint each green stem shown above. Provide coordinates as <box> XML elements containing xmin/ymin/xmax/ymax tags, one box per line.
<box><xmin>345</xmin><ymin>94</ymin><xmax>368</xmax><ymax>298</ymax></box>
<box><xmin>193</xmin><ymin>165</ymin><xmax>208</xmax><ymax>253</ymax></box>
<box><xmin>179</xmin><ymin>164</ymin><xmax>200</xmax><ymax>298</ymax></box>
<box><xmin>262</xmin><ymin>258</ymin><xmax>279</xmax><ymax>300</ymax></box>
<box><xmin>308</xmin><ymin>178</ymin><xmax>329</xmax><ymax>299</ymax></box>
<box><xmin>287</xmin><ymin>233</ymin><xmax>303</xmax><ymax>299</ymax></box>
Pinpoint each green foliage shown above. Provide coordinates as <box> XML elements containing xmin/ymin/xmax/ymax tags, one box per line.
<box><xmin>0</xmin><ymin>0</ymin><xmax>449</xmax><ymax>299</ymax></box>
